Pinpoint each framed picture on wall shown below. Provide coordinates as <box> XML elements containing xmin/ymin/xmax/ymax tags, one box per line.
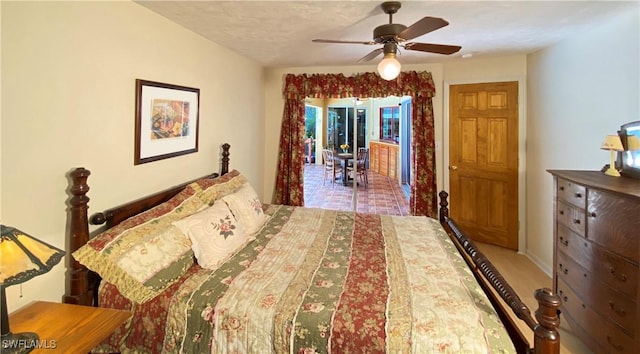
<box><xmin>134</xmin><ymin>79</ymin><xmax>200</xmax><ymax>165</ymax></box>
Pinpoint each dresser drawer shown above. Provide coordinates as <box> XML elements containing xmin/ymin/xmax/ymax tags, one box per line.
<box><xmin>557</xmin><ymin>250</ymin><xmax>589</xmax><ymax>295</ymax></box>
<box><xmin>557</xmin><ymin>201</ymin><xmax>586</xmax><ymax>237</ymax></box>
<box><xmin>587</xmin><ymin>189</ymin><xmax>640</xmax><ymax>261</ymax></box>
<box><xmin>587</xmin><ymin>280</ymin><xmax>636</xmax><ymax>335</ymax></box>
<box><xmin>557</xmin><ymin>279</ymin><xmax>635</xmax><ymax>354</ymax></box>
<box><xmin>558</xmin><ymin>251</ymin><xmax>637</xmax><ymax>335</ymax></box>
<box><xmin>557</xmin><ymin>224</ymin><xmax>638</xmax><ymax>298</ymax></box>
<box><xmin>557</xmin><ymin>178</ymin><xmax>587</xmax><ymax>209</ymax></box>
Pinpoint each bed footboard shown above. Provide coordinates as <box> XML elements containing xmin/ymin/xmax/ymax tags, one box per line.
<box><xmin>438</xmin><ymin>191</ymin><xmax>561</xmax><ymax>354</ymax></box>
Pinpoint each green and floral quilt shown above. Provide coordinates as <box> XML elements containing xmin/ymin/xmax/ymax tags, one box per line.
<box><xmin>97</xmin><ymin>205</ymin><xmax>515</xmax><ymax>354</ymax></box>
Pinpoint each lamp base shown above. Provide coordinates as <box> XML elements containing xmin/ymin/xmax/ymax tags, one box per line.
<box><xmin>1</xmin><ymin>332</ymin><xmax>38</xmax><ymax>353</ymax></box>
<box><xmin>604</xmin><ymin>151</ymin><xmax>621</xmax><ymax>177</ymax></box>
<box><xmin>604</xmin><ymin>166</ymin><xmax>621</xmax><ymax>177</ymax></box>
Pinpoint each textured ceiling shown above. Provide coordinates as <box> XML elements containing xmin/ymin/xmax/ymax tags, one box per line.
<box><xmin>135</xmin><ymin>1</ymin><xmax>638</xmax><ymax>68</ymax></box>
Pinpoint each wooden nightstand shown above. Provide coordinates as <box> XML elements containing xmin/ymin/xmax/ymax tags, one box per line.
<box><xmin>7</xmin><ymin>301</ymin><xmax>130</xmax><ymax>353</ymax></box>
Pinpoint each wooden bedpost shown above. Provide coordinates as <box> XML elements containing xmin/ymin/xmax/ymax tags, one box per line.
<box><xmin>438</xmin><ymin>190</ymin><xmax>449</xmax><ymax>223</ymax></box>
<box><xmin>533</xmin><ymin>288</ymin><xmax>561</xmax><ymax>354</ymax></box>
<box><xmin>221</xmin><ymin>143</ymin><xmax>230</xmax><ymax>175</ymax></box>
<box><xmin>63</xmin><ymin>167</ymin><xmax>94</xmax><ymax>306</ymax></box>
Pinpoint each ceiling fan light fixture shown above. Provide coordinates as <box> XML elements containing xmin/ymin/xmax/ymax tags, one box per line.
<box><xmin>377</xmin><ymin>53</ymin><xmax>401</xmax><ymax>80</ymax></box>
<box><xmin>312</xmin><ymin>2</ymin><xmax>460</xmax><ymax>75</ymax></box>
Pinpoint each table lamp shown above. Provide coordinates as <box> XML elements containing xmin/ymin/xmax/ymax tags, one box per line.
<box><xmin>600</xmin><ymin>134</ymin><xmax>624</xmax><ymax>177</ymax></box>
<box><xmin>1</xmin><ymin>225</ymin><xmax>65</xmax><ymax>353</ymax></box>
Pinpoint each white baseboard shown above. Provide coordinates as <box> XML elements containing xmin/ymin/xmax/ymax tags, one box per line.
<box><xmin>521</xmin><ymin>250</ymin><xmax>553</xmax><ymax>278</ymax></box>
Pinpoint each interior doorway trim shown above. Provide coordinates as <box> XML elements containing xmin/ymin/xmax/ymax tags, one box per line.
<box><xmin>443</xmin><ymin>77</ymin><xmax>527</xmax><ymax>254</ymax></box>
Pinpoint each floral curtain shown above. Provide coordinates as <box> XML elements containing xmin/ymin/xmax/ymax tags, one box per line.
<box><xmin>272</xmin><ymin>71</ymin><xmax>438</xmax><ymax>217</ymax></box>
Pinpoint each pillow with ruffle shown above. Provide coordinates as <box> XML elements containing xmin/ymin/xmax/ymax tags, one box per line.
<box><xmin>221</xmin><ymin>183</ymin><xmax>269</xmax><ymax>235</ymax></box>
<box><xmin>195</xmin><ymin>169</ymin><xmax>247</xmax><ymax>205</ymax></box>
<box><xmin>173</xmin><ymin>200</ymin><xmax>251</xmax><ymax>270</ymax></box>
<box><xmin>72</xmin><ymin>182</ymin><xmax>205</xmax><ymax>304</ymax></box>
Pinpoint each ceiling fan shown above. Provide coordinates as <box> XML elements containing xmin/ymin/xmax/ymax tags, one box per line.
<box><xmin>312</xmin><ymin>1</ymin><xmax>461</xmax><ymax>80</ymax></box>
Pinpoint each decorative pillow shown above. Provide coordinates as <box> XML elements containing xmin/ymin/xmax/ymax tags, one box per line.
<box><xmin>221</xmin><ymin>183</ymin><xmax>269</xmax><ymax>235</ymax></box>
<box><xmin>173</xmin><ymin>200</ymin><xmax>252</xmax><ymax>270</ymax></box>
<box><xmin>195</xmin><ymin>169</ymin><xmax>247</xmax><ymax>205</ymax></box>
<box><xmin>72</xmin><ymin>182</ymin><xmax>205</xmax><ymax>304</ymax></box>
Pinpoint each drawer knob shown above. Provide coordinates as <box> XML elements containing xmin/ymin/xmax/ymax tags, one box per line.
<box><xmin>573</xmin><ymin>219</ymin><xmax>581</xmax><ymax>225</ymax></box>
<box><xmin>558</xmin><ymin>263</ymin><xmax>568</xmax><ymax>275</ymax></box>
<box><xmin>609</xmin><ymin>267</ymin><xmax>628</xmax><ymax>282</ymax></box>
<box><xmin>574</xmin><ymin>192</ymin><xmax>582</xmax><ymax>198</ymax></box>
<box><xmin>559</xmin><ymin>186</ymin><xmax>565</xmax><ymax>191</ymax></box>
<box><xmin>589</xmin><ymin>212</ymin><xmax>597</xmax><ymax>218</ymax></box>
<box><xmin>606</xmin><ymin>335</ymin><xmax>624</xmax><ymax>351</ymax></box>
<box><xmin>559</xmin><ymin>236</ymin><xmax>568</xmax><ymax>247</ymax></box>
<box><xmin>559</xmin><ymin>210</ymin><xmax>564</xmax><ymax>215</ymax></box>
<box><xmin>558</xmin><ymin>290</ymin><xmax>568</xmax><ymax>302</ymax></box>
<box><xmin>608</xmin><ymin>301</ymin><xmax>627</xmax><ymax>317</ymax></box>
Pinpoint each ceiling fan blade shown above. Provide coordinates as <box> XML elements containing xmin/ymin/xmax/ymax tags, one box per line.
<box><xmin>404</xmin><ymin>42</ymin><xmax>461</xmax><ymax>55</ymax></box>
<box><xmin>357</xmin><ymin>48</ymin><xmax>384</xmax><ymax>63</ymax></box>
<box><xmin>398</xmin><ymin>17</ymin><xmax>449</xmax><ymax>41</ymax></box>
<box><xmin>312</xmin><ymin>39</ymin><xmax>377</xmax><ymax>45</ymax></box>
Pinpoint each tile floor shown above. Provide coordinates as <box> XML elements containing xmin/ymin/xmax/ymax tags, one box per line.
<box><xmin>303</xmin><ymin>164</ymin><xmax>410</xmax><ymax>215</ymax></box>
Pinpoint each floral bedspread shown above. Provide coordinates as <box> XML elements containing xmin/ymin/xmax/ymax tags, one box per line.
<box><xmin>97</xmin><ymin>205</ymin><xmax>516</xmax><ymax>353</ymax></box>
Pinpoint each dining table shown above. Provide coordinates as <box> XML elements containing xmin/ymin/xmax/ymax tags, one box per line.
<box><xmin>333</xmin><ymin>152</ymin><xmax>354</xmax><ymax>186</ymax></box>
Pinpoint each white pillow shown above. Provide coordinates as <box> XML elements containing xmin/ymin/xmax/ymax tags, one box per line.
<box><xmin>172</xmin><ymin>201</ymin><xmax>251</xmax><ymax>270</ymax></box>
<box><xmin>222</xmin><ymin>183</ymin><xmax>269</xmax><ymax>235</ymax></box>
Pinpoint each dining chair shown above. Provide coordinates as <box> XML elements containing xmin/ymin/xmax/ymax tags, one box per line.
<box><xmin>348</xmin><ymin>148</ymin><xmax>369</xmax><ymax>188</ymax></box>
<box><xmin>322</xmin><ymin>149</ymin><xmax>342</xmax><ymax>186</ymax></box>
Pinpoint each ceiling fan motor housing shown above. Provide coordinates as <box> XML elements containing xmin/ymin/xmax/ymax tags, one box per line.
<box><xmin>381</xmin><ymin>1</ymin><xmax>402</xmax><ymax>15</ymax></box>
<box><xmin>373</xmin><ymin>24</ymin><xmax>407</xmax><ymax>43</ymax></box>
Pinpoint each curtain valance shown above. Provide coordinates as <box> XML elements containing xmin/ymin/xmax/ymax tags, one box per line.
<box><xmin>283</xmin><ymin>71</ymin><xmax>436</xmax><ymax>100</ymax></box>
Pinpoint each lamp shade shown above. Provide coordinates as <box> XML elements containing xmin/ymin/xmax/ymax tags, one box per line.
<box><xmin>600</xmin><ymin>135</ymin><xmax>624</xmax><ymax>151</ymax></box>
<box><xmin>0</xmin><ymin>225</ymin><xmax>65</xmax><ymax>286</ymax></box>
<box><xmin>1</xmin><ymin>226</ymin><xmax>65</xmax><ymax>353</ymax></box>
<box><xmin>377</xmin><ymin>53</ymin><xmax>401</xmax><ymax>81</ymax></box>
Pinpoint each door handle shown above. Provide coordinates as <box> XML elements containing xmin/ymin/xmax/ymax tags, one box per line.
<box><xmin>449</xmin><ymin>165</ymin><xmax>458</xmax><ymax>170</ymax></box>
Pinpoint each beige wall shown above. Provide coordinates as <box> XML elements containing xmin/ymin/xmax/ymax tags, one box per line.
<box><xmin>525</xmin><ymin>9</ymin><xmax>639</xmax><ymax>274</ymax></box>
<box><xmin>1</xmin><ymin>1</ymin><xmax>264</xmax><ymax>311</ymax></box>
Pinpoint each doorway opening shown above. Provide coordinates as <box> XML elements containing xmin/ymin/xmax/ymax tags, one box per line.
<box><xmin>400</xmin><ymin>97</ymin><xmax>412</xmax><ymax>198</ymax></box>
<box><xmin>327</xmin><ymin>107</ymin><xmax>367</xmax><ymax>153</ymax></box>
<box><xmin>305</xmin><ymin>105</ymin><xmax>319</xmax><ymax>164</ymax></box>
<box><xmin>303</xmin><ymin>96</ymin><xmax>411</xmax><ymax>214</ymax></box>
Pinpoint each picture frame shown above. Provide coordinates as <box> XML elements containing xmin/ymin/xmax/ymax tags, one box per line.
<box><xmin>134</xmin><ymin>79</ymin><xmax>200</xmax><ymax>165</ymax></box>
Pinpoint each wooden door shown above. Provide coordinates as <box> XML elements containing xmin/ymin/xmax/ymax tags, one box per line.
<box><xmin>449</xmin><ymin>81</ymin><xmax>519</xmax><ymax>249</ymax></box>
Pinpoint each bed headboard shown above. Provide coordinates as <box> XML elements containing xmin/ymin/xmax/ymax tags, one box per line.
<box><xmin>63</xmin><ymin>143</ymin><xmax>230</xmax><ymax>306</ymax></box>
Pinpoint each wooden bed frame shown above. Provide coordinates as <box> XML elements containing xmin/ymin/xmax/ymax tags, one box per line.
<box><xmin>63</xmin><ymin>143</ymin><xmax>561</xmax><ymax>354</ymax></box>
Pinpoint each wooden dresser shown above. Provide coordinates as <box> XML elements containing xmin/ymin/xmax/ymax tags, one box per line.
<box><xmin>548</xmin><ymin>170</ymin><xmax>640</xmax><ymax>354</ymax></box>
